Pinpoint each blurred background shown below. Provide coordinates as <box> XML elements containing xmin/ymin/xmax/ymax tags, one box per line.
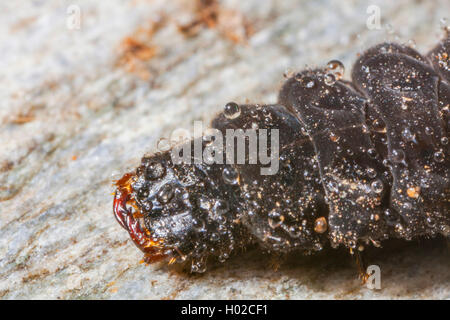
<box><xmin>0</xmin><ymin>0</ymin><xmax>449</xmax><ymax>299</ymax></box>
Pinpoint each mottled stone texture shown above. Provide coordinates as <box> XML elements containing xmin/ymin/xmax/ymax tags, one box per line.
<box><xmin>0</xmin><ymin>0</ymin><xmax>449</xmax><ymax>299</ymax></box>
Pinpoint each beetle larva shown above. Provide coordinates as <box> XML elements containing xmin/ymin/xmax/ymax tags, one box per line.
<box><xmin>113</xmin><ymin>35</ymin><xmax>449</xmax><ymax>274</ymax></box>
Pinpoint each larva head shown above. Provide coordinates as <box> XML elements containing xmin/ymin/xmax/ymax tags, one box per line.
<box><xmin>113</xmin><ymin>148</ymin><xmax>249</xmax><ymax>272</ymax></box>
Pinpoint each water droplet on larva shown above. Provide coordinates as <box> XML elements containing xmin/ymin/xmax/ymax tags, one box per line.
<box><xmin>191</xmin><ymin>260</ymin><xmax>207</xmax><ymax>273</ymax></box>
<box><xmin>157</xmin><ymin>184</ymin><xmax>174</xmax><ymax>203</ymax></box>
<box><xmin>325</xmin><ymin>60</ymin><xmax>345</xmax><ymax>80</ymax></box>
<box><xmin>407</xmin><ymin>39</ymin><xmax>416</xmax><ymax>48</ymax></box>
<box><xmin>314</xmin><ymin>217</ymin><xmax>327</xmax><ymax>233</ymax></box>
<box><xmin>371</xmin><ymin>118</ymin><xmax>386</xmax><ymax>133</ymax></box>
<box><xmin>313</xmin><ymin>242</ymin><xmax>323</xmax><ymax>251</ymax></box>
<box><xmin>222</xmin><ymin>166</ymin><xmax>239</xmax><ymax>185</ymax></box>
<box><xmin>371</xmin><ymin>179</ymin><xmax>384</xmax><ymax>193</ymax></box>
<box><xmin>426</xmin><ymin>217</ymin><xmax>436</xmax><ymax>228</ymax></box>
<box><xmin>385</xmin><ymin>23</ymin><xmax>394</xmax><ymax>34</ymax></box>
<box><xmin>213</xmin><ymin>199</ymin><xmax>229</xmax><ymax>215</ymax></box>
<box><xmin>366</xmin><ymin>167</ymin><xmax>377</xmax><ymax>179</ymax></box>
<box><xmin>199</xmin><ymin>196</ymin><xmax>212</xmax><ymax>210</ymax></box>
<box><xmin>324</xmin><ymin>73</ymin><xmax>336</xmax><ymax>86</ymax></box>
<box><xmin>425</xmin><ymin>127</ymin><xmax>434</xmax><ymax>135</ymax></box>
<box><xmin>267</xmin><ymin>209</ymin><xmax>284</xmax><ymax>229</ymax></box>
<box><xmin>441</xmin><ymin>137</ymin><xmax>449</xmax><ymax>145</ymax></box>
<box><xmin>224</xmin><ymin>102</ymin><xmax>241</xmax><ymax>119</ymax></box>
<box><xmin>145</xmin><ymin>162</ymin><xmax>166</xmax><ymax>180</ymax></box>
<box><xmin>327</xmin><ymin>181</ymin><xmax>339</xmax><ymax>193</ymax></box>
<box><xmin>433</xmin><ymin>150</ymin><xmax>445</xmax><ymax>163</ymax></box>
<box><xmin>193</xmin><ymin>218</ymin><xmax>206</xmax><ymax>232</ymax></box>
<box><xmin>218</xmin><ymin>252</ymin><xmax>229</xmax><ymax>263</ymax></box>
<box><xmin>402</xmin><ymin>127</ymin><xmax>415</xmax><ymax>142</ymax></box>
<box><xmin>391</xmin><ymin>149</ymin><xmax>405</xmax><ymax>163</ymax></box>
<box><xmin>384</xmin><ymin>208</ymin><xmax>398</xmax><ymax>223</ymax></box>
<box><xmin>367</xmin><ymin>148</ymin><xmax>377</xmax><ymax>158</ymax></box>
<box><xmin>157</xmin><ymin>137</ymin><xmax>171</xmax><ymax>152</ymax></box>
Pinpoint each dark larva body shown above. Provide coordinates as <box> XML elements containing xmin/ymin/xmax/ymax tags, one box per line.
<box><xmin>113</xmin><ymin>36</ymin><xmax>450</xmax><ymax>273</ymax></box>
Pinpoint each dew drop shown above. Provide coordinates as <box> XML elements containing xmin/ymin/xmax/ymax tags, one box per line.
<box><xmin>222</xmin><ymin>166</ymin><xmax>239</xmax><ymax>185</ymax></box>
<box><xmin>366</xmin><ymin>167</ymin><xmax>377</xmax><ymax>179</ymax></box>
<box><xmin>325</xmin><ymin>60</ymin><xmax>345</xmax><ymax>80</ymax></box>
<box><xmin>145</xmin><ymin>162</ymin><xmax>166</xmax><ymax>180</ymax></box>
<box><xmin>191</xmin><ymin>259</ymin><xmax>207</xmax><ymax>273</ymax></box>
<box><xmin>193</xmin><ymin>218</ymin><xmax>206</xmax><ymax>232</ymax></box>
<box><xmin>218</xmin><ymin>252</ymin><xmax>229</xmax><ymax>263</ymax></box>
<box><xmin>402</xmin><ymin>202</ymin><xmax>412</xmax><ymax>210</ymax></box>
<box><xmin>313</xmin><ymin>242</ymin><xmax>323</xmax><ymax>251</ymax></box>
<box><xmin>371</xmin><ymin>179</ymin><xmax>384</xmax><ymax>194</ymax></box>
<box><xmin>385</xmin><ymin>23</ymin><xmax>394</xmax><ymax>35</ymax></box>
<box><xmin>324</xmin><ymin>73</ymin><xmax>336</xmax><ymax>86</ymax></box>
<box><xmin>157</xmin><ymin>184</ymin><xmax>174</xmax><ymax>203</ymax></box>
<box><xmin>407</xmin><ymin>39</ymin><xmax>416</xmax><ymax>48</ymax></box>
<box><xmin>348</xmin><ymin>240</ymin><xmax>357</xmax><ymax>249</ymax></box>
<box><xmin>224</xmin><ymin>102</ymin><xmax>241</xmax><ymax>119</ymax></box>
<box><xmin>401</xmin><ymin>127</ymin><xmax>415</xmax><ymax>142</ymax></box>
<box><xmin>213</xmin><ymin>199</ymin><xmax>229</xmax><ymax>215</ymax></box>
<box><xmin>371</xmin><ymin>118</ymin><xmax>386</xmax><ymax>133</ymax></box>
<box><xmin>384</xmin><ymin>208</ymin><xmax>399</xmax><ymax>224</ymax></box>
<box><xmin>433</xmin><ymin>150</ymin><xmax>445</xmax><ymax>163</ymax></box>
<box><xmin>268</xmin><ymin>210</ymin><xmax>284</xmax><ymax>229</ymax></box>
<box><xmin>157</xmin><ymin>137</ymin><xmax>171</xmax><ymax>152</ymax></box>
<box><xmin>199</xmin><ymin>196</ymin><xmax>212</xmax><ymax>210</ymax></box>
<box><xmin>327</xmin><ymin>181</ymin><xmax>339</xmax><ymax>193</ymax></box>
<box><xmin>391</xmin><ymin>149</ymin><xmax>405</xmax><ymax>163</ymax></box>
<box><xmin>367</xmin><ymin>148</ymin><xmax>377</xmax><ymax>158</ymax></box>
<box><xmin>426</xmin><ymin>217</ymin><xmax>436</xmax><ymax>228</ymax></box>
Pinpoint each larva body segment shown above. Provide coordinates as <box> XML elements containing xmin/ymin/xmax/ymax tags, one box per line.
<box><xmin>113</xmin><ymin>36</ymin><xmax>450</xmax><ymax>273</ymax></box>
<box><xmin>212</xmin><ymin>105</ymin><xmax>328</xmax><ymax>253</ymax></box>
<box><xmin>352</xmin><ymin>48</ymin><xmax>449</xmax><ymax>239</ymax></box>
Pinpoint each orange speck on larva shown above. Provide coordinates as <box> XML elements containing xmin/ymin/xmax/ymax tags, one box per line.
<box><xmin>407</xmin><ymin>186</ymin><xmax>420</xmax><ymax>199</ymax></box>
<box><xmin>314</xmin><ymin>217</ymin><xmax>328</xmax><ymax>233</ymax></box>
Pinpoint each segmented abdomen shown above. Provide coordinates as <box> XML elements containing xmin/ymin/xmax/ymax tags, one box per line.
<box><xmin>278</xmin><ymin>39</ymin><xmax>450</xmax><ymax>249</ymax></box>
<box><xmin>113</xmin><ymin>36</ymin><xmax>450</xmax><ymax>270</ymax></box>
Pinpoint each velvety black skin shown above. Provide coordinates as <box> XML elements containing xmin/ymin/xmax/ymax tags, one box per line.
<box><xmin>279</xmin><ymin>40</ymin><xmax>450</xmax><ymax>247</ymax></box>
<box><xmin>131</xmin><ymin>105</ymin><xmax>330</xmax><ymax>272</ymax></box>
<box><xmin>115</xmin><ymin>36</ymin><xmax>450</xmax><ymax>273</ymax></box>
<box><xmin>279</xmin><ymin>71</ymin><xmax>391</xmax><ymax>248</ymax></box>
<box><xmin>212</xmin><ymin>105</ymin><xmax>329</xmax><ymax>253</ymax></box>
<box><xmin>351</xmin><ymin>44</ymin><xmax>450</xmax><ymax>239</ymax></box>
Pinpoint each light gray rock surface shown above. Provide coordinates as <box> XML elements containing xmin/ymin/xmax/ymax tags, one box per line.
<box><xmin>0</xmin><ymin>0</ymin><xmax>449</xmax><ymax>299</ymax></box>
